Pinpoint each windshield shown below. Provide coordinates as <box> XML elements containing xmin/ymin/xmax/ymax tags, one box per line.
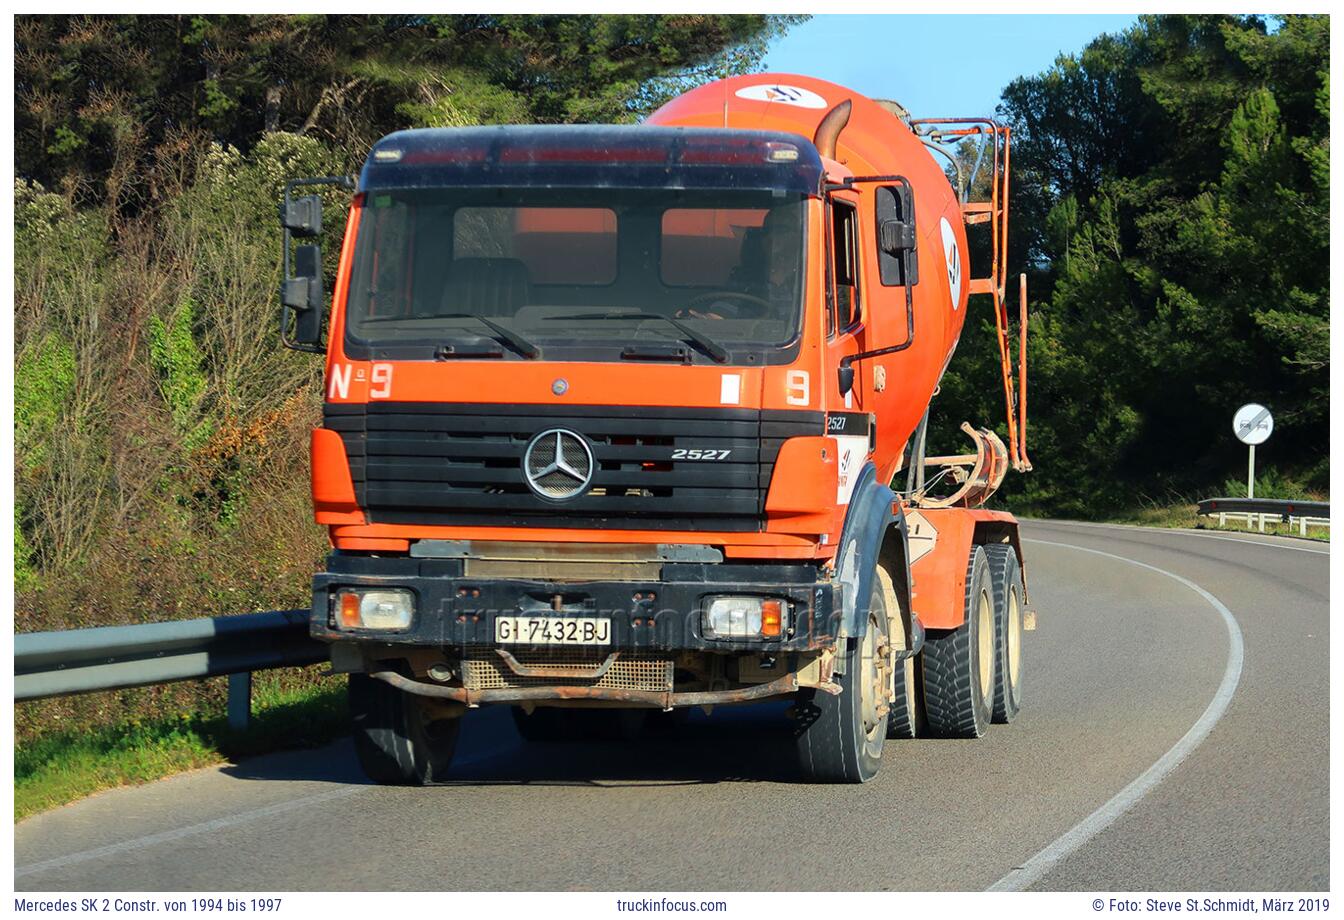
<box><xmin>343</xmin><ymin>187</ymin><xmax>806</xmax><ymax>363</ymax></box>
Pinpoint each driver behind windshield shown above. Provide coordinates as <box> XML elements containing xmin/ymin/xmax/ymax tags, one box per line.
<box><xmin>681</xmin><ymin>206</ymin><xmax>802</xmax><ymax>321</ymax></box>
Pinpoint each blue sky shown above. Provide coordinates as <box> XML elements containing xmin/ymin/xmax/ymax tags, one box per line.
<box><xmin>763</xmin><ymin>15</ymin><xmax>1140</xmax><ymax>119</ymax></box>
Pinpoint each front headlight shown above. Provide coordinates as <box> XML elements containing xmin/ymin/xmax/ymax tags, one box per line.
<box><xmin>702</xmin><ymin>596</ymin><xmax>784</xmax><ymax>639</ymax></box>
<box><xmin>334</xmin><ymin>588</ymin><xmax>415</xmax><ymax>631</ymax></box>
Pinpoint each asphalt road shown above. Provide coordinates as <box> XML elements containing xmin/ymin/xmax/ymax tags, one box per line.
<box><xmin>14</xmin><ymin>520</ymin><xmax>1329</xmax><ymax>891</ymax></box>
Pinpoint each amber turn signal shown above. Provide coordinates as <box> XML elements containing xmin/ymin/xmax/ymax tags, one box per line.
<box><xmin>339</xmin><ymin>592</ymin><xmax>362</xmax><ymax>629</ymax></box>
<box><xmin>760</xmin><ymin>600</ymin><xmax>783</xmax><ymax>637</ymax></box>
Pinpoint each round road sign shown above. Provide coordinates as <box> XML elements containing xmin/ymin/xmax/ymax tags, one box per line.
<box><xmin>1232</xmin><ymin>403</ymin><xmax>1273</xmax><ymax>445</ymax></box>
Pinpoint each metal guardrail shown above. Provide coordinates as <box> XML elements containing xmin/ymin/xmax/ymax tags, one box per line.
<box><xmin>14</xmin><ymin>610</ymin><xmax>326</xmax><ymax>726</ymax></box>
<box><xmin>1197</xmin><ymin>498</ymin><xmax>1330</xmax><ymax>536</ymax></box>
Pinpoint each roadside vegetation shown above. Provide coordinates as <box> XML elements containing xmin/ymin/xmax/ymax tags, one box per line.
<box><xmin>15</xmin><ymin>676</ymin><xmax>346</xmax><ymax>820</ymax></box>
<box><xmin>13</xmin><ymin>14</ymin><xmax>1329</xmax><ymax>815</ymax></box>
<box><xmin>1095</xmin><ymin>468</ymin><xmax>1329</xmax><ymax>540</ymax></box>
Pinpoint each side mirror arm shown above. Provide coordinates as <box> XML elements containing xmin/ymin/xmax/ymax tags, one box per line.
<box><xmin>832</xmin><ymin>174</ymin><xmax>918</xmax><ymax>396</ymax></box>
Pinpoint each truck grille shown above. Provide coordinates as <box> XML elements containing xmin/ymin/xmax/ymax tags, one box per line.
<box><xmin>324</xmin><ymin>402</ymin><xmax>821</xmax><ymax>531</ymax></box>
<box><xmin>461</xmin><ymin>651</ymin><xmax>673</xmax><ymax>693</ymax></box>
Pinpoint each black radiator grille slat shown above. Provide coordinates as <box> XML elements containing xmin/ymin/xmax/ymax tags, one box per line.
<box><xmin>324</xmin><ymin>402</ymin><xmax>823</xmax><ymax>531</ymax></box>
<box><xmin>365</xmin><ymin>460</ymin><xmax>760</xmax><ymax>489</ymax></box>
<box><xmin>364</xmin><ymin>414</ymin><xmax>761</xmax><ymax>439</ymax></box>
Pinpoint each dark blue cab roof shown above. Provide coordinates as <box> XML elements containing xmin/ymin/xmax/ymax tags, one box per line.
<box><xmin>358</xmin><ymin>125</ymin><xmax>824</xmax><ymax>195</ymax></box>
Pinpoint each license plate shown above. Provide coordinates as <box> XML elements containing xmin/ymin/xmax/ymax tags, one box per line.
<box><xmin>495</xmin><ymin>616</ymin><xmax>611</xmax><ymax>645</ymax></box>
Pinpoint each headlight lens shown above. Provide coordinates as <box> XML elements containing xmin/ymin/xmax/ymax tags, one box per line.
<box><xmin>702</xmin><ymin>596</ymin><xmax>784</xmax><ymax>639</ymax></box>
<box><xmin>335</xmin><ymin>588</ymin><xmax>414</xmax><ymax>630</ymax></box>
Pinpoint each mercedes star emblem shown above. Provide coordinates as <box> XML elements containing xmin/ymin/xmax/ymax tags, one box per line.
<box><xmin>523</xmin><ymin>429</ymin><xmax>594</xmax><ymax>501</ymax></box>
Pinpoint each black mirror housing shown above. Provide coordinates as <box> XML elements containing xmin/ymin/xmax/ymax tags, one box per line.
<box><xmin>875</xmin><ymin>183</ymin><xmax>919</xmax><ymax>286</ymax></box>
<box><xmin>282</xmin><ymin>244</ymin><xmax>324</xmax><ymax>310</ymax></box>
<box><xmin>838</xmin><ymin>364</ymin><xmax>856</xmax><ymax>396</ymax></box>
<box><xmin>281</xmin><ymin>195</ymin><xmax>323</xmax><ymax>238</ymax></box>
<box><xmin>880</xmin><ymin>218</ymin><xmax>916</xmax><ymax>254</ymax></box>
<box><xmin>281</xmin><ymin>242</ymin><xmax>325</xmax><ymax>349</ymax></box>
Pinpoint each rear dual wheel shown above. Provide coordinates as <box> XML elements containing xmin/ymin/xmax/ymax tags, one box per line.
<box><xmin>921</xmin><ymin>546</ymin><xmax>995</xmax><ymax>738</ymax></box>
<box><xmin>984</xmin><ymin>544</ymin><xmax>1025</xmax><ymax>723</ymax></box>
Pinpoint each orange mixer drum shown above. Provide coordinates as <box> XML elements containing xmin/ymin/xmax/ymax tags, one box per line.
<box><xmin>650</xmin><ymin>74</ymin><xmax>973</xmax><ymax>473</ymax></box>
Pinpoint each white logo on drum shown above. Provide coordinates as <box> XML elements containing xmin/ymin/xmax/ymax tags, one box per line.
<box><xmin>734</xmin><ymin>84</ymin><xmax>828</xmax><ymax>110</ymax></box>
<box><xmin>940</xmin><ymin>217</ymin><xmax>963</xmax><ymax>310</ymax></box>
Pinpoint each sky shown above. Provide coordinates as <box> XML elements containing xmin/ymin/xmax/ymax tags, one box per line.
<box><xmin>763</xmin><ymin>15</ymin><xmax>1140</xmax><ymax>120</ymax></box>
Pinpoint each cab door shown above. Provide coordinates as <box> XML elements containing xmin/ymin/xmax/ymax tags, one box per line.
<box><xmin>822</xmin><ymin>188</ymin><xmax>873</xmax><ymax>507</ymax></box>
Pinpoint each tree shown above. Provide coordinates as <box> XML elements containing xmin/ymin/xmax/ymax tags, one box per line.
<box><xmin>937</xmin><ymin>14</ymin><xmax>1330</xmax><ymax>512</ymax></box>
<box><xmin>15</xmin><ymin>14</ymin><xmax>805</xmax><ymax>209</ymax></box>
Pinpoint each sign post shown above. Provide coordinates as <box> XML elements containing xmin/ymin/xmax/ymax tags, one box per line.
<box><xmin>1232</xmin><ymin>403</ymin><xmax>1273</xmax><ymax>499</ymax></box>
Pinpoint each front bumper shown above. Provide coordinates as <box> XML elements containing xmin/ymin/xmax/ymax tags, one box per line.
<box><xmin>310</xmin><ymin>553</ymin><xmax>838</xmax><ymax>654</ymax></box>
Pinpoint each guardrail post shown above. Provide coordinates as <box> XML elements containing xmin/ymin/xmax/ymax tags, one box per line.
<box><xmin>228</xmin><ymin>671</ymin><xmax>252</xmax><ymax>731</ymax></box>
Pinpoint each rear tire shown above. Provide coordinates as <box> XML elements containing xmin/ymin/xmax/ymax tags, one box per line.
<box><xmin>795</xmin><ymin>580</ymin><xmax>890</xmax><ymax>783</ymax></box>
<box><xmin>984</xmin><ymin>544</ymin><xmax>1024</xmax><ymax>723</ymax></box>
<box><xmin>921</xmin><ymin>546</ymin><xmax>995</xmax><ymax>738</ymax></box>
<box><xmin>349</xmin><ymin>673</ymin><xmax>461</xmax><ymax>785</ymax></box>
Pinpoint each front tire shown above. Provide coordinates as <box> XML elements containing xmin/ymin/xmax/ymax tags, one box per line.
<box><xmin>795</xmin><ymin>580</ymin><xmax>890</xmax><ymax>783</ymax></box>
<box><xmin>921</xmin><ymin>546</ymin><xmax>995</xmax><ymax>738</ymax></box>
<box><xmin>984</xmin><ymin>544</ymin><xmax>1025</xmax><ymax>723</ymax></box>
<box><xmin>349</xmin><ymin>674</ymin><xmax>461</xmax><ymax>785</ymax></box>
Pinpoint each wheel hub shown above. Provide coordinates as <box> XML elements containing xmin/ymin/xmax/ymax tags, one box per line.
<box><xmin>861</xmin><ymin>613</ymin><xmax>890</xmax><ymax>741</ymax></box>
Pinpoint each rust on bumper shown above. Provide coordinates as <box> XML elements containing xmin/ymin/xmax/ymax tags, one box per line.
<box><xmin>369</xmin><ymin>669</ymin><xmax>836</xmax><ymax>709</ymax></box>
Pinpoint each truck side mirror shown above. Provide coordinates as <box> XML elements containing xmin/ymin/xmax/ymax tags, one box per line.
<box><xmin>838</xmin><ymin>363</ymin><xmax>856</xmax><ymax>397</ymax></box>
<box><xmin>282</xmin><ymin>195</ymin><xmax>323</xmax><ymax>238</ymax></box>
<box><xmin>278</xmin><ymin>176</ymin><xmax>354</xmax><ymax>354</ymax></box>
<box><xmin>282</xmin><ymin>243</ymin><xmax>325</xmax><ymax>345</ymax></box>
<box><xmin>875</xmin><ymin>184</ymin><xmax>918</xmax><ymax>286</ymax></box>
<box><xmin>879</xmin><ymin>219</ymin><xmax>916</xmax><ymax>254</ymax></box>
<box><xmin>282</xmin><ymin>240</ymin><xmax>323</xmax><ymax>322</ymax></box>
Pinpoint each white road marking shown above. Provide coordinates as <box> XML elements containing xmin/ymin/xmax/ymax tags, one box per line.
<box><xmin>988</xmin><ymin>538</ymin><xmax>1246</xmax><ymax>891</ymax></box>
<box><xmin>16</xmin><ymin>748</ymin><xmax>503</xmax><ymax>879</ymax></box>
<box><xmin>1031</xmin><ymin>518</ymin><xmax>1329</xmax><ymax>555</ymax></box>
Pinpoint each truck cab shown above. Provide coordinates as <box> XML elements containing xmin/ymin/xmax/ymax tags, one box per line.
<box><xmin>284</xmin><ymin>76</ymin><xmax>1031</xmax><ymax>785</ymax></box>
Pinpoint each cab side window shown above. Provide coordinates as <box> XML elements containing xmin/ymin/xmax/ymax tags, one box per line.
<box><xmin>831</xmin><ymin>200</ymin><xmax>861</xmax><ymax>331</ymax></box>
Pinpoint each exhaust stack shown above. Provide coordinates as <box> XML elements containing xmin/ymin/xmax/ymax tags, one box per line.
<box><xmin>813</xmin><ymin>99</ymin><xmax>853</xmax><ymax>160</ymax></box>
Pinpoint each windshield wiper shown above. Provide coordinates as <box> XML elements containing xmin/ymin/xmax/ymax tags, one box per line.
<box><xmin>435</xmin><ymin>313</ymin><xmax>539</xmax><ymax>359</ymax></box>
<box><xmin>434</xmin><ymin>339</ymin><xmax>505</xmax><ymax>360</ymax></box>
<box><xmin>547</xmin><ymin>311</ymin><xmax>728</xmax><ymax>364</ymax></box>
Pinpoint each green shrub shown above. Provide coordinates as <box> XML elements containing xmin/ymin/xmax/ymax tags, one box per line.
<box><xmin>147</xmin><ymin>298</ymin><xmax>211</xmax><ymax>447</ymax></box>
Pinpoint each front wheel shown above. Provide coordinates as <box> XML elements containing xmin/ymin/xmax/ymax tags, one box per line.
<box><xmin>349</xmin><ymin>674</ymin><xmax>461</xmax><ymax>785</ymax></box>
<box><xmin>794</xmin><ymin>580</ymin><xmax>890</xmax><ymax>783</ymax></box>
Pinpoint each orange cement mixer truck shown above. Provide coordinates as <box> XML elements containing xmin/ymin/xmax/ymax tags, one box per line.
<box><xmin>279</xmin><ymin>73</ymin><xmax>1033</xmax><ymax>784</ymax></box>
